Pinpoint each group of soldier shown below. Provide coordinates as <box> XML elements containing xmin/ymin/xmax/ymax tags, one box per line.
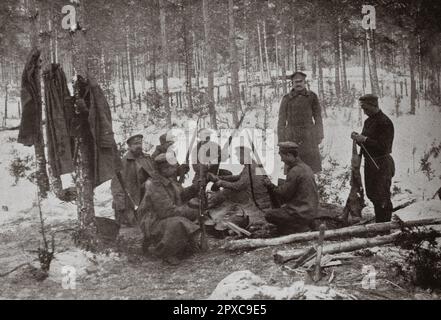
<box><xmin>111</xmin><ymin>71</ymin><xmax>395</xmax><ymax>265</ymax></box>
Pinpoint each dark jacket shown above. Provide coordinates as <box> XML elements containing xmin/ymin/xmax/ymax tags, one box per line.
<box><xmin>43</xmin><ymin>64</ymin><xmax>74</xmax><ymax>177</ymax></box>
<box><xmin>271</xmin><ymin>158</ymin><xmax>319</xmax><ymax>222</ymax></box>
<box><xmin>18</xmin><ymin>48</ymin><xmax>42</xmax><ymax>146</ymax></box>
<box><xmin>277</xmin><ymin>89</ymin><xmax>324</xmax><ymax>172</ymax></box>
<box><xmin>360</xmin><ymin>110</ymin><xmax>395</xmax><ymax>203</ymax></box>
<box><xmin>360</xmin><ymin>110</ymin><xmax>394</xmax><ymax>158</ymax></box>
<box><xmin>111</xmin><ymin>151</ymin><xmax>156</xmax><ymax>225</ymax></box>
<box><xmin>79</xmin><ymin>78</ymin><xmax>122</xmax><ymax>187</ymax></box>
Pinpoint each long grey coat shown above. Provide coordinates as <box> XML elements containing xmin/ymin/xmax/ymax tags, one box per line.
<box><xmin>277</xmin><ymin>89</ymin><xmax>324</xmax><ymax>172</ymax></box>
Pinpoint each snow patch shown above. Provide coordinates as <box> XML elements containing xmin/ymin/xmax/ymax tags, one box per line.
<box><xmin>208</xmin><ymin>270</ymin><xmax>349</xmax><ymax>300</ymax></box>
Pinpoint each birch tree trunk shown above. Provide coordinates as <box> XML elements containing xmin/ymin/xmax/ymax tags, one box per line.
<box><xmin>257</xmin><ymin>22</ymin><xmax>265</xmax><ymax>83</ymax></box>
<box><xmin>366</xmin><ymin>29</ymin><xmax>380</xmax><ymax>95</ymax></box>
<box><xmin>28</xmin><ymin>0</ymin><xmax>50</xmax><ymax>199</ymax></box>
<box><xmin>183</xmin><ymin>0</ymin><xmax>194</xmax><ymax>112</ymax></box>
<box><xmin>409</xmin><ymin>39</ymin><xmax>417</xmax><ymax>115</ymax></box>
<box><xmin>159</xmin><ymin>0</ymin><xmax>172</xmax><ymax>127</ymax></box>
<box><xmin>276</xmin><ymin>0</ymin><xmax>287</xmax><ymax>94</ymax></box>
<box><xmin>334</xmin><ymin>27</ymin><xmax>341</xmax><ymax>99</ymax></box>
<box><xmin>228</xmin><ymin>0</ymin><xmax>240</xmax><ymax>126</ymax></box>
<box><xmin>338</xmin><ymin>21</ymin><xmax>347</xmax><ymax>93</ymax></box>
<box><xmin>202</xmin><ymin>0</ymin><xmax>217</xmax><ymax>128</ymax></box>
<box><xmin>263</xmin><ymin>20</ymin><xmax>270</xmax><ymax>80</ymax></box>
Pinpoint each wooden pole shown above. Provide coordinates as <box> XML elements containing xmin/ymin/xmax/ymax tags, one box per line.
<box><xmin>223</xmin><ymin>217</ymin><xmax>441</xmax><ymax>251</ymax></box>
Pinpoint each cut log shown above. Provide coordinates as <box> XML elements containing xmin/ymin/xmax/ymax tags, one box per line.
<box><xmin>223</xmin><ymin>217</ymin><xmax>441</xmax><ymax>251</ymax></box>
<box><xmin>274</xmin><ymin>232</ymin><xmax>400</xmax><ymax>264</ymax></box>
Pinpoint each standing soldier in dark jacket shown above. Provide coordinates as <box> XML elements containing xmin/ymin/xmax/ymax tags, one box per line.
<box><xmin>262</xmin><ymin>142</ymin><xmax>319</xmax><ymax>235</ymax></box>
<box><xmin>351</xmin><ymin>94</ymin><xmax>395</xmax><ymax>223</ymax></box>
<box><xmin>111</xmin><ymin>134</ymin><xmax>156</xmax><ymax>226</ymax></box>
<box><xmin>277</xmin><ymin>72</ymin><xmax>324</xmax><ymax>173</ymax></box>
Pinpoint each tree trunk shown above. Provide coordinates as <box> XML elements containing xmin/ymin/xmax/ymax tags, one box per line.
<box><xmin>362</xmin><ymin>42</ymin><xmax>366</xmax><ymax>94</ymax></box>
<box><xmin>263</xmin><ymin>20</ymin><xmax>270</xmax><ymax>80</ymax></box>
<box><xmin>159</xmin><ymin>0</ymin><xmax>172</xmax><ymax>127</ymax></box>
<box><xmin>334</xmin><ymin>27</ymin><xmax>341</xmax><ymax>99</ymax></box>
<box><xmin>366</xmin><ymin>29</ymin><xmax>380</xmax><ymax>95</ymax></box>
<box><xmin>69</xmin><ymin>1</ymin><xmax>99</xmax><ymax>248</ymax></box>
<box><xmin>183</xmin><ymin>0</ymin><xmax>194</xmax><ymax>112</ymax></box>
<box><xmin>276</xmin><ymin>0</ymin><xmax>287</xmax><ymax>94</ymax></box>
<box><xmin>338</xmin><ymin>21</ymin><xmax>347</xmax><ymax>93</ymax></box>
<box><xmin>409</xmin><ymin>45</ymin><xmax>417</xmax><ymax>115</ymax></box>
<box><xmin>224</xmin><ymin>217</ymin><xmax>441</xmax><ymax>251</ymax></box>
<box><xmin>127</xmin><ymin>31</ymin><xmax>136</xmax><ymax>99</ymax></box>
<box><xmin>257</xmin><ymin>22</ymin><xmax>265</xmax><ymax>83</ymax></box>
<box><xmin>28</xmin><ymin>0</ymin><xmax>50</xmax><ymax>198</ymax></box>
<box><xmin>202</xmin><ymin>0</ymin><xmax>217</xmax><ymax>128</ymax></box>
<box><xmin>228</xmin><ymin>0</ymin><xmax>240</xmax><ymax>126</ymax></box>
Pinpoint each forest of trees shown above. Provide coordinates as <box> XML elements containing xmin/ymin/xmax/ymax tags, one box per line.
<box><xmin>1</xmin><ymin>0</ymin><xmax>441</xmax><ymax>246</ymax></box>
<box><xmin>1</xmin><ymin>0</ymin><xmax>441</xmax><ymax>122</ymax></box>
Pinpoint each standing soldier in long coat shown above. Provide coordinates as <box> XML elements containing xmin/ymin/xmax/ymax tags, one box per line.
<box><xmin>351</xmin><ymin>94</ymin><xmax>395</xmax><ymax>223</ymax></box>
<box><xmin>277</xmin><ymin>72</ymin><xmax>324</xmax><ymax>173</ymax></box>
<box><xmin>111</xmin><ymin>134</ymin><xmax>156</xmax><ymax>226</ymax></box>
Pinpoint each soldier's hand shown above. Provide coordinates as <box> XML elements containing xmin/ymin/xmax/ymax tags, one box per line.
<box><xmin>351</xmin><ymin>132</ymin><xmax>367</xmax><ymax>143</ymax></box>
<box><xmin>207</xmin><ymin>173</ymin><xmax>219</xmax><ymax>183</ymax></box>
<box><xmin>180</xmin><ymin>163</ymin><xmax>190</xmax><ymax>174</ymax></box>
<box><xmin>214</xmin><ymin>180</ymin><xmax>225</xmax><ymax>188</ymax></box>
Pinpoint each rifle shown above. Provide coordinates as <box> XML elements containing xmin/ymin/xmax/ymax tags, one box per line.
<box><xmin>178</xmin><ymin>117</ymin><xmax>200</xmax><ymax>184</ymax></box>
<box><xmin>198</xmin><ymin>163</ymin><xmax>209</xmax><ymax>251</ymax></box>
<box><xmin>115</xmin><ymin>171</ymin><xmax>140</xmax><ymax>224</ymax></box>
<box><xmin>216</xmin><ymin>108</ymin><xmax>249</xmax><ymax>175</ymax></box>
<box><xmin>245</xmin><ymin>130</ymin><xmax>281</xmax><ymax>209</ymax></box>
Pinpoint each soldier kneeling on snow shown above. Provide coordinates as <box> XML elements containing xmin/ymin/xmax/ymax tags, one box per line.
<box><xmin>138</xmin><ymin>153</ymin><xmax>201</xmax><ymax>265</ymax></box>
<box><xmin>262</xmin><ymin>141</ymin><xmax>319</xmax><ymax>235</ymax></box>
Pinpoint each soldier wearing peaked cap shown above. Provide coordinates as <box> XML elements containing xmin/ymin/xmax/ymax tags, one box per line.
<box><xmin>351</xmin><ymin>94</ymin><xmax>395</xmax><ymax>223</ymax></box>
<box><xmin>261</xmin><ymin>141</ymin><xmax>319</xmax><ymax>235</ymax></box>
<box><xmin>136</xmin><ymin>152</ymin><xmax>201</xmax><ymax>265</ymax></box>
<box><xmin>151</xmin><ymin>131</ymin><xmax>190</xmax><ymax>183</ymax></box>
<box><xmin>278</xmin><ymin>71</ymin><xmax>324</xmax><ymax>173</ymax></box>
<box><xmin>111</xmin><ymin>133</ymin><xmax>156</xmax><ymax>226</ymax></box>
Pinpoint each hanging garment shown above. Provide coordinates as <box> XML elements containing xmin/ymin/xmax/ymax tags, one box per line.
<box><xmin>18</xmin><ymin>48</ymin><xmax>42</xmax><ymax>146</ymax></box>
<box><xmin>76</xmin><ymin>77</ymin><xmax>122</xmax><ymax>187</ymax></box>
<box><xmin>43</xmin><ymin>63</ymin><xmax>75</xmax><ymax>177</ymax></box>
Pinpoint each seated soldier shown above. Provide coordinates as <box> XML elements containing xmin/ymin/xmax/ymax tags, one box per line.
<box><xmin>111</xmin><ymin>134</ymin><xmax>156</xmax><ymax>227</ymax></box>
<box><xmin>191</xmin><ymin>128</ymin><xmax>232</xmax><ymax>192</ymax></box>
<box><xmin>262</xmin><ymin>141</ymin><xmax>319</xmax><ymax>235</ymax></box>
<box><xmin>151</xmin><ymin>132</ymin><xmax>190</xmax><ymax>183</ymax></box>
<box><xmin>138</xmin><ymin>153</ymin><xmax>201</xmax><ymax>265</ymax></box>
<box><xmin>207</xmin><ymin>145</ymin><xmax>272</xmax><ymax>211</ymax></box>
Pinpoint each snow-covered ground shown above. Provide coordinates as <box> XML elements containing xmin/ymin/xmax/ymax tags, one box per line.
<box><xmin>0</xmin><ymin>67</ymin><xmax>440</xmax><ymax>231</ymax></box>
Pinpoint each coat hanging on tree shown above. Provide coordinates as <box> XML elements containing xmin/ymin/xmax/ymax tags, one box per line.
<box><xmin>43</xmin><ymin>63</ymin><xmax>75</xmax><ymax>177</ymax></box>
<box><xmin>18</xmin><ymin>48</ymin><xmax>42</xmax><ymax>146</ymax></box>
<box><xmin>75</xmin><ymin>77</ymin><xmax>122</xmax><ymax>187</ymax></box>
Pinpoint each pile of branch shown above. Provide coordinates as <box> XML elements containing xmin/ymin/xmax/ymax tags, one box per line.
<box><xmin>275</xmin><ymin>232</ymin><xmax>400</xmax><ymax>264</ymax></box>
<box><xmin>222</xmin><ymin>217</ymin><xmax>441</xmax><ymax>251</ymax></box>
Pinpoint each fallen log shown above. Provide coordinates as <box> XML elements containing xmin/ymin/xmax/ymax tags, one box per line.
<box><xmin>274</xmin><ymin>232</ymin><xmax>401</xmax><ymax>264</ymax></box>
<box><xmin>223</xmin><ymin>217</ymin><xmax>441</xmax><ymax>251</ymax></box>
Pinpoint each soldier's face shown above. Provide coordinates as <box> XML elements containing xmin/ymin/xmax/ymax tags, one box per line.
<box><xmin>159</xmin><ymin>164</ymin><xmax>178</xmax><ymax>178</ymax></box>
<box><xmin>361</xmin><ymin>103</ymin><xmax>377</xmax><ymax>117</ymax></box>
<box><xmin>129</xmin><ymin>141</ymin><xmax>143</xmax><ymax>156</ymax></box>
<box><xmin>292</xmin><ymin>77</ymin><xmax>306</xmax><ymax>91</ymax></box>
